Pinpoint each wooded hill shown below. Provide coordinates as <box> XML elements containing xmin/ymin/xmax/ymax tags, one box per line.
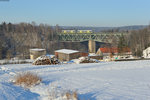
<box><xmin>0</xmin><ymin>22</ymin><xmax>149</xmax><ymax>59</ymax></box>
<box><xmin>0</xmin><ymin>22</ymin><xmax>88</xmax><ymax>59</ymax></box>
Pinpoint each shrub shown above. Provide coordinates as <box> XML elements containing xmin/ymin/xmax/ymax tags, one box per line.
<box><xmin>64</xmin><ymin>91</ymin><xmax>78</xmax><ymax>100</ymax></box>
<box><xmin>14</xmin><ymin>72</ymin><xmax>42</xmax><ymax>88</ymax></box>
<box><xmin>48</xmin><ymin>86</ymin><xmax>78</xmax><ymax>100</ymax></box>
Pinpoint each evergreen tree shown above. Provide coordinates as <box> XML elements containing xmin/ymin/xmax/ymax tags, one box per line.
<box><xmin>118</xmin><ymin>35</ymin><xmax>127</xmax><ymax>54</ymax></box>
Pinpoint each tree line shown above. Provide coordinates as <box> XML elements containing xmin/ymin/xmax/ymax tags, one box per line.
<box><xmin>117</xmin><ymin>25</ymin><xmax>150</xmax><ymax>57</ymax></box>
<box><xmin>0</xmin><ymin>22</ymin><xmax>150</xmax><ymax>59</ymax></box>
<box><xmin>0</xmin><ymin>22</ymin><xmax>87</xmax><ymax>59</ymax></box>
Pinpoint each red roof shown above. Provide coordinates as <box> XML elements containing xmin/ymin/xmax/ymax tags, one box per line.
<box><xmin>100</xmin><ymin>48</ymin><xmax>118</xmax><ymax>53</ymax></box>
<box><xmin>100</xmin><ymin>47</ymin><xmax>131</xmax><ymax>53</ymax></box>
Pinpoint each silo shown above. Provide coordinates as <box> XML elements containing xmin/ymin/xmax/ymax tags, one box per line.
<box><xmin>30</xmin><ymin>48</ymin><xmax>46</xmax><ymax>60</ymax></box>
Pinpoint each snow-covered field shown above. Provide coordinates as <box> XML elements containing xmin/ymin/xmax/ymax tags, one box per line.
<box><xmin>1</xmin><ymin>60</ymin><xmax>150</xmax><ymax>100</ymax></box>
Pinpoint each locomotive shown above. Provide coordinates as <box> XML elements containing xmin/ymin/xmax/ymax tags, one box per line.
<box><xmin>61</xmin><ymin>30</ymin><xmax>92</xmax><ymax>34</ymax></box>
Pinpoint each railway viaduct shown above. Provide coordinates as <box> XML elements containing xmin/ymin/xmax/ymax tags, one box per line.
<box><xmin>57</xmin><ymin>32</ymin><xmax>127</xmax><ymax>53</ymax></box>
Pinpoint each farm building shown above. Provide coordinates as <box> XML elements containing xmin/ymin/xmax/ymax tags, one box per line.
<box><xmin>96</xmin><ymin>47</ymin><xmax>132</xmax><ymax>60</ymax></box>
<box><xmin>30</xmin><ymin>48</ymin><xmax>46</xmax><ymax>60</ymax></box>
<box><xmin>96</xmin><ymin>47</ymin><xmax>118</xmax><ymax>57</ymax></box>
<box><xmin>143</xmin><ymin>47</ymin><xmax>150</xmax><ymax>58</ymax></box>
<box><xmin>55</xmin><ymin>49</ymin><xmax>81</xmax><ymax>61</ymax></box>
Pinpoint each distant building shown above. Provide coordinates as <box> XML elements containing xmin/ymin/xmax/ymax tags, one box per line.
<box><xmin>96</xmin><ymin>47</ymin><xmax>132</xmax><ymax>61</ymax></box>
<box><xmin>143</xmin><ymin>47</ymin><xmax>150</xmax><ymax>58</ymax></box>
<box><xmin>55</xmin><ymin>49</ymin><xmax>81</xmax><ymax>61</ymax></box>
<box><xmin>96</xmin><ymin>47</ymin><xmax>118</xmax><ymax>56</ymax></box>
<box><xmin>30</xmin><ymin>48</ymin><xmax>46</xmax><ymax>60</ymax></box>
<box><xmin>96</xmin><ymin>47</ymin><xmax>131</xmax><ymax>57</ymax></box>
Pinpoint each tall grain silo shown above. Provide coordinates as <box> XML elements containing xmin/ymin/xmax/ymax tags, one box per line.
<box><xmin>30</xmin><ymin>48</ymin><xmax>46</xmax><ymax>60</ymax></box>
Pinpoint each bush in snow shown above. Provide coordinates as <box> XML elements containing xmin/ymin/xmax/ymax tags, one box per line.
<box><xmin>78</xmin><ymin>56</ymin><xmax>99</xmax><ymax>63</ymax></box>
<box><xmin>47</xmin><ymin>86</ymin><xmax>78</xmax><ymax>100</ymax></box>
<box><xmin>48</xmin><ymin>91</ymin><xmax>78</xmax><ymax>100</ymax></box>
<box><xmin>64</xmin><ymin>91</ymin><xmax>78</xmax><ymax>100</ymax></box>
<box><xmin>70</xmin><ymin>57</ymin><xmax>99</xmax><ymax>64</ymax></box>
<box><xmin>14</xmin><ymin>72</ymin><xmax>42</xmax><ymax>88</ymax></box>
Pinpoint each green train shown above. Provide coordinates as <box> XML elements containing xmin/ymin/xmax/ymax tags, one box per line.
<box><xmin>61</xmin><ymin>30</ymin><xmax>92</xmax><ymax>34</ymax></box>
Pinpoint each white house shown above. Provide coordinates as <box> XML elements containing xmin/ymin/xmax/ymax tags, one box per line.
<box><xmin>143</xmin><ymin>47</ymin><xmax>150</xmax><ymax>58</ymax></box>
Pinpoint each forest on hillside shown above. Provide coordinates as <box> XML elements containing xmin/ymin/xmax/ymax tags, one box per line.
<box><xmin>0</xmin><ymin>22</ymin><xmax>150</xmax><ymax>59</ymax></box>
<box><xmin>0</xmin><ymin>22</ymin><xmax>88</xmax><ymax>59</ymax></box>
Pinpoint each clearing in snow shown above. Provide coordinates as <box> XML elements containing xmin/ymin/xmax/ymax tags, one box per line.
<box><xmin>0</xmin><ymin>60</ymin><xmax>150</xmax><ymax>100</ymax></box>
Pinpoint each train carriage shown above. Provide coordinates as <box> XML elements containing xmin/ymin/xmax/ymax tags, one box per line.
<box><xmin>77</xmin><ymin>30</ymin><xmax>92</xmax><ymax>33</ymax></box>
<box><xmin>62</xmin><ymin>30</ymin><xmax>76</xmax><ymax>34</ymax></box>
<box><xmin>61</xmin><ymin>30</ymin><xmax>92</xmax><ymax>34</ymax></box>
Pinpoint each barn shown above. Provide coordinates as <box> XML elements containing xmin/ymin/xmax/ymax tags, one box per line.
<box><xmin>96</xmin><ymin>47</ymin><xmax>132</xmax><ymax>61</ymax></box>
<box><xmin>96</xmin><ymin>47</ymin><xmax>119</xmax><ymax>57</ymax></box>
<box><xmin>55</xmin><ymin>49</ymin><xmax>81</xmax><ymax>61</ymax></box>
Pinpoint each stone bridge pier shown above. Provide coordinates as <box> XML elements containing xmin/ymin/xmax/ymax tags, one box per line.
<box><xmin>88</xmin><ymin>40</ymin><xmax>96</xmax><ymax>53</ymax></box>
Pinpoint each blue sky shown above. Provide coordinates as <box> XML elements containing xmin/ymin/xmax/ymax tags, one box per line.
<box><xmin>0</xmin><ymin>0</ymin><xmax>150</xmax><ymax>27</ymax></box>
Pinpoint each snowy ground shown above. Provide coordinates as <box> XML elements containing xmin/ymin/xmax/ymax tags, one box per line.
<box><xmin>1</xmin><ymin>60</ymin><xmax>150</xmax><ymax>100</ymax></box>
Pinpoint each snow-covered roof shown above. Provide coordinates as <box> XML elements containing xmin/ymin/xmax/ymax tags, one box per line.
<box><xmin>88</xmin><ymin>53</ymin><xmax>98</xmax><ymax>56</ymax></box>
<box><xmin>55</xmin><ymin>49</ymin><xmax>79</xmax><ymax>54</ymax></box>
<box><xmin>30</xmin><ymin>48</ymin><xmax>46</xmax><ymax>51</ymax></box>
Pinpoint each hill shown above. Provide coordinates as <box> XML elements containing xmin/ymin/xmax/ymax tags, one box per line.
<box><xmin>0</xmin><ymin>22</ymin><xmax>148</xmax><ymax>59</ymax></box>
<box><xmin>61</xmin><ymin>25</ymin><xmax>148</xmax><ymax>32</ymax></box>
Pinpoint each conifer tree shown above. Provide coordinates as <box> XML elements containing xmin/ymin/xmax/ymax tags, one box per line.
<box><xmin>118</xmin><ymin>35</ymin><xmax>127</xmax><ymax>54</ymax></box>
